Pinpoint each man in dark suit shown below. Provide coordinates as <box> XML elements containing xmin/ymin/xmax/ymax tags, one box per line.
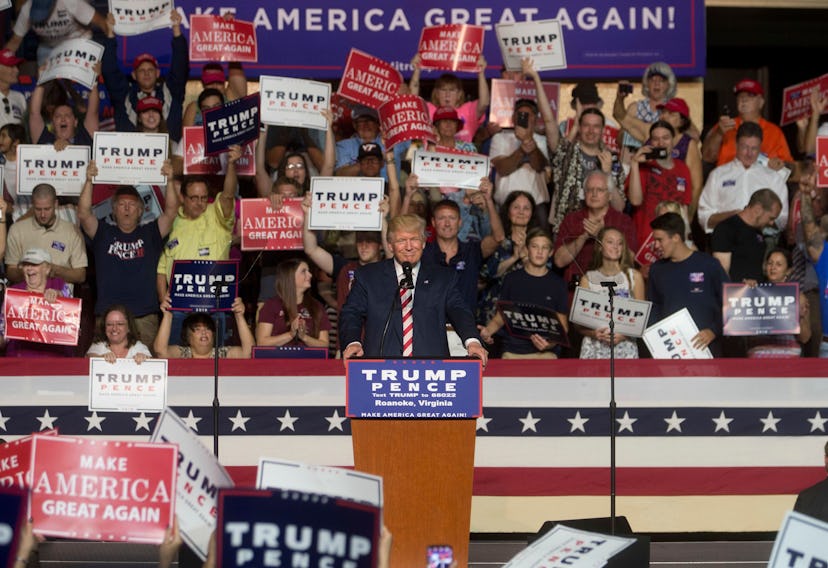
<box><xmin>793</xmin><ymin>440</ymin><xmax>828</xmax><ymax>523</ymax></box>
<box><xmin>340</xmin><ymin>214</ymin><xmax>487</xmax><ymax>364</ymax></box>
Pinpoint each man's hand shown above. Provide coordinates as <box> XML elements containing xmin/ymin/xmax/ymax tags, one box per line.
<box><xmin>583</xmin><ymin>216</ymin><xmax>604</xmax><ymax>238</ymax></box>
<box><xmin>86</xmin><ymin>160</ymin><xmax>98</xmax><ymax>181</ymax></box>
<box><xmin>467</xmin><ymin>341</ymin><xmax>488</xmax><ymax>367</ymax></box>
<box><xmin>692</xmin><ymin>328</ymin><xmax>715</xmax><ymax>351</ymax></box>
<box><xmin>529</xmin><ymin>333</ymin><xmax>553</xmax><ymax>352</ymax></box>
<box><xmin>718</xmin><ymin>114</ymin><xmax>736</xmax><ymax>134</ymax></box>
<box><xmin>342</xmin><ymin>343</ymin><xmax>364</xmax><ymax>361</ymax></box>
<box><xmin>767</xmin><ymin>157</ymin><xmax>785</xmax><ymax>171</ymax></box>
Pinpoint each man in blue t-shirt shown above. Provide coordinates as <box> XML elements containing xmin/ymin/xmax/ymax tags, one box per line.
<box><xmin>78</xmin><ymin>160</ymin><xmax>179</xmax><ymax>351</ymax></box>
<box><xmin>648</xmin><ymin>212</ymin><xmax>729</xmax><ymax>356</ymax></box>
<box><xmin>479</xmin><ymin>228</ymin><xmax>569</xmax><ymax>358</ymax></box>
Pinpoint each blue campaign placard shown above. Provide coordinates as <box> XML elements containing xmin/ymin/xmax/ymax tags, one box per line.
<box><xmin>723</xmin><ymin>283</ymin><xmax>800</xmax><ymax>336</ymax></box>
<box><xmin>217</xmin><ymin>489</ymin><xmax>379</xmax><ymax>568</ymax></box>
<box><xmin>345</xmin><ymin>359</ymin><xmax>482</xmax><ymax>418</ymax></box>
<box><xmin>170</xmin><ymin>260</ymin><xmax>240</xmax><ymax>312</ymax></box>
<box><xmin>203</xmin><ymin>93</ymin><xmax>261</xmax><ymax>156</ymax></box>
<box><xmin>0</xmin><ymin>490</ymin><xmax>26</xmax><ymax>568</ymax></box>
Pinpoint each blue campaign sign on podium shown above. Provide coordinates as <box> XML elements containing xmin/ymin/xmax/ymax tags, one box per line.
<box><xmin>345</xmin><ymin>359</ymin><xmax>482</xmax><ymax>418</ymax></box>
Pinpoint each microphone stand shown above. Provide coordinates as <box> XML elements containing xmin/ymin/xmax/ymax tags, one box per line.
<box><xmin>601</xmin><ymin>280</ymin><xmax>618</xmax><ymax>535</ymax></box>
<box><xmin>211</xmin><ymin>278</ymin><xmax>224</xmax><ymax>458</ymax></box>
<box><xmin>379</xmin><ymin>263</ymin><xmax>414</xmax><ymax>356</ymax></box>
<box><xmin>379</xmin><ymin>278</ymin><xmax>411</xmax><ymax>356</ymax></box>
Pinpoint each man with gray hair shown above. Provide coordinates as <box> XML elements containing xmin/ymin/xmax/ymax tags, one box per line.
<box><xmin>552</xmin><ymin>170</ymin><xmax>637</xmax><ymax>288</ymax></box>
<box><xmin>5</xmin><ymin>183</ymin><xmax>87</xmax><ymax>285</ymax></box>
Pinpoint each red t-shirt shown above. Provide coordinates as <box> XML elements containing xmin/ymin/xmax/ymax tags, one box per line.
<box><xmin>258</xmin><ymin>295</ymin><xmax>331</xmax><ymax>346</ymax></box>
<box><xmin>631</xmin><ymin>159</ymin><xmax>692</xmax><ymax>244</ymax></box>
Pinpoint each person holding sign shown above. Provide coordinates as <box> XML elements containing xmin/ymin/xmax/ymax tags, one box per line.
<box><xmin>157</xmin><ymin>146</ymin><xmax>240</xmax><ymax>301</ymax></box>
<box><xmin>409</xmin><ymin>53</ymin><xmax>489</xmax><ymax>144</ymax></box>
<box><xmin>79</xmin><ymin>159</ymin><xmax>178</xmax><ymax>351</ymax></box>
<box><xmin>154</xmin><ymin>295</ymin><xmax>253</xmax><ymax>359</ymax></box>
<box><xmin>85</xmin><ymin>304</ymin><xmax>152</xmax><ymax>363</ymax></box>
<box><xmin>577</xmin><ymin>227</ymin><xmax>644</xmax><ymax>359</ymax></box>
<box><xmin>101</xmin><ymin>10</ymin><xmax>188</xmax><ymax>142</ymax></box>
<box><xmin>340</xmin><ymin>214</ymin><xmax>486</xmax><ymax>364</ymax></box>
<box><xmin>183</xmin><ymin>61</ymin><xmax>248</xmax><ymax>128</ymax></box>
<box><xmin>648</xmin><ymin>212</ymin><xmax>729</xmax><ymax>356</ymax></box>
<box><xmin>746</xmin><ymin>248</ymin><xmax>812</xmax><ymax>358</ymax></box>
<box><xmin>4</xmin><ymin>0</ymin><xmax>106</xmax><ymax>65</ymax></box>
<box><xmin>29</xmin><ymin>76</ymin><xmax>99</xmax><ymax>148</ymax></box>
<box><xmin>301</xmin><ymin>193</ymin><xmax>385</xmax><ymax>312</ymax></box>
<box><xmin>479</xmin><ymin>228</ymin><xmax>568</xmax><ymax>358</ymax></box>
<box><xmin>0</xmin><ymin>247</ymin><xmax>74</xmax><ymax>357</ymax></box>
<box><xmin>255</xmin><ymin>258</ymin><xmax>331</xmax><ymax>349</ymax></box>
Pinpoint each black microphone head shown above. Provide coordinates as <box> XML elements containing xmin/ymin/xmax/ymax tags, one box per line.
<box><xmin>600</xmin><ymin>281</ymin><xmax>618</xmax><ymax>288</ymax></box>
<box><xmin>402</xmin><ymin>261</ymin><xmax>413</xmax><ymax>270</ymax></box>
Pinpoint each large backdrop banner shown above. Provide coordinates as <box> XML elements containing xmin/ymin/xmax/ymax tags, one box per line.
<box><xmin>116</xmin><ymin>0</ymin><xmax>705</xmax><ymax>79</ymax></box>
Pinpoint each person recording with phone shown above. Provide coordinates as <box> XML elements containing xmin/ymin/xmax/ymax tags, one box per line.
<box><xmin>627</xmin><ymin>120</ymin><xmax>693</xmax><ymax>244</ymax></box>
<box><xmin>702</xmin><ymin>79</ymin><xmax>793</xmax><ymax>170</ymax></box>
<box><xmin>490</xmin><ymin>59</ymin><xmax>558</xmax><ymax>226</ymax></box>
<box><xmin>339</xmin><ymin>214</ymin><xmax>487</xmax><ymax>365</ymax></box>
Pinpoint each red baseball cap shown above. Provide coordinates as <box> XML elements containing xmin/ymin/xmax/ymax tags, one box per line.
<box><xmin>201</xmin><ymin>68</ymin><xmax>225</xmax><ymax>85</ymax></box>
<box><xmin>132</xmin><ymin>53</ymin><xmax>159</xmax><ymax>71</ymax></box>
<box><xmin>657</xmin><ymin>98</ymin><xmax>690</xmax><ymax>118</ymax></box>
<box><xmin>136</xmin><ymin>96</ymin><xmax>163</xmax><ymax>113</ymax></box>
<box><xmin>432</xmin><ymin>106</ymin><xmax>463</xmax><ymax>126</ymax></box>
<box><xmin>733</xmin><ymin>79</ymin><xmax>764</xmax><ymax>96</ymax></box>
<box><xmin>0</xmin><ymin>49</ymin><xmax>24</xmax><ymax>67</ymax></box>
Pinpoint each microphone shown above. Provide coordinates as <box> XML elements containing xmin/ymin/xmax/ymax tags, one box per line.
<box><xmin>401</xmin><ymin>261</ymin><xmax>415</xmax><ymax>290</ymax></box>
<box><xmin>601</xmin><ymin>280</ymin><xmax>617</xmax><ymax>299</ymax></box>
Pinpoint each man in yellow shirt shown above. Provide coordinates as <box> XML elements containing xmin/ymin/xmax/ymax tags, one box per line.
<box><xmin>156</xmin><ymin>145</ymin><xmax>240</xmax><ymax>346</ymax></box>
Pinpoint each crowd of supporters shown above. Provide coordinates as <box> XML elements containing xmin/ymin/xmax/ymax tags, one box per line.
<box><xmin>0</xmin><ymin>2</ymin><xmax>826</xmax><ymax>362</ymax></box>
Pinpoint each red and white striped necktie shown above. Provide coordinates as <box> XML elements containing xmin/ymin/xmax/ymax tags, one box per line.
<box><xmin>400</xmin><ymin>287</ymin><xmax>414</xmax><ymax>356</ymax></box>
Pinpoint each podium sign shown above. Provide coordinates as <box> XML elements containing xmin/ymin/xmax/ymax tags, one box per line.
<box><xmin>345</xmin><ymin>359</ymin><xmax>482</xmax><ymax>418</ymax></box>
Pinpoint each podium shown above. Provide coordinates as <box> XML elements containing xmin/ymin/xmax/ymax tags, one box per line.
<box><xmin>347</xmin><ymin>359</ymin><xmax>482</xmax><ymax>568</ymax></box>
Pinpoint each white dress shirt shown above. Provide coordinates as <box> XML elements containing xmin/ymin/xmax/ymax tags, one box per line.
<box><xmin>698</xmin><ymin>158</ymin><xmax>788</xmax><ymax>233</ymax></box>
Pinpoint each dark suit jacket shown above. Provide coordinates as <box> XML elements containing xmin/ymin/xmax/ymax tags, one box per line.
<box><xmin>339</xmin><ymin>259</ymin><xmax>479</xmax><ymax>357</ymax></box>
<box><xmin>794</xmin><ymin>477</ymin><xmax>828</xmax><ymax>523</ymax></box>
